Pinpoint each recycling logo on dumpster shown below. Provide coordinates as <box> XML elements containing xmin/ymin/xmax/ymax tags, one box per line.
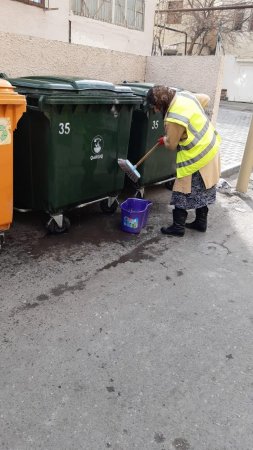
<box><xmin>0</xmin><ymin>118</ymin><xmax>11</xmax><ymax>145</ymax></box>
<box><xmin>90</xmin><ymin>135</ymin><xmax>104</xmax><ymax>160</ymax></box>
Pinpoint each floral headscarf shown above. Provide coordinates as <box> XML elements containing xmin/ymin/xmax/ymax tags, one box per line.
<box><xmin>147</xmin><ymin>85</ymin><xmax>176</xmax><ymax>118</ymax></box>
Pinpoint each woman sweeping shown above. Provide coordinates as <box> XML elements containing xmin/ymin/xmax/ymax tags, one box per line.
<box><xmin>146</xmin><ymin>85</ymin><xmax>221</xmax><ymax>237</ymax></box>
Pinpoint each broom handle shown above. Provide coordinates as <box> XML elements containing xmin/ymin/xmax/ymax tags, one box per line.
<box><xmin>135</xmin><ymin>143</ymin><xmax>160</xmax><ymax>168</ymax></box>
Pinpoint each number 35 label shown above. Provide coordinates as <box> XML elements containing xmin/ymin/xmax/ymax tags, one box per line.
<box><xmin>152</xmin><ymin>120</ymin><xmax>159</xmax><ymax>130</ymax></box>
<box><xmin>59</xmin><ymin>122</ymin><xmax>71</xmax><ymax>135</ymax></box>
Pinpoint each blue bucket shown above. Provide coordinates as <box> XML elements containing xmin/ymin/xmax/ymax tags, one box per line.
<box><xmin>120</xmin><ymin>198</ymin><xmax>153</xmax><ymax>234</ymax></box>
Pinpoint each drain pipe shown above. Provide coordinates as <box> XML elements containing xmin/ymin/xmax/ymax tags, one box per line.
<box><xmin>156</xmin><ymin>24</ymin><xmax>188</xmax><ymax>56</ymax></box>
<box><xmin>69</xmin><ymin>20</ymin><xmax>72</xmax><ymax>43</ymax></box>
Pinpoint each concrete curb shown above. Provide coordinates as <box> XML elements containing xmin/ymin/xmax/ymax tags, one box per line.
<box><xmin>221</xmin><ymin>164</ymin><xmax>240</xmax><ymax>178</ymax></box>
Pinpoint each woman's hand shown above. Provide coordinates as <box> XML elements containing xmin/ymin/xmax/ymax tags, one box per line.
<box><xmin>162</xmin><ymin>122</ymin><xmax>186</xmax><ymax>151</ymax></box>
<box><xmin>157</xmin><ymin>136</ymin><xmax>166</xmax><ymax>146</ymax></box>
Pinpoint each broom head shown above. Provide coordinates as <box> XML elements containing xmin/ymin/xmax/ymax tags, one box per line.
<box><xmin>118</xmin><ymin>159</ymin><xmax>141</xmax><ymax>183</ymax></box>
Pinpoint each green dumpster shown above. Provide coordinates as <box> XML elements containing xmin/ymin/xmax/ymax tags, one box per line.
<box><xmin>9</xmin><ymin>76</ymin><xmax>141</xmax><ymax>232</ymax></box>
<box><xmin>122</xmin><ymin>82</ymin><xmax>178</xmax><ymax>194</ymax></box>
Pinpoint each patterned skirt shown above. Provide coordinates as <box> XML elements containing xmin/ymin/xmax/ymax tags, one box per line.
<box><xmin>170</xmin><ymin>171</ymin><xmax>216</xmax><ymax>210</ymax></box>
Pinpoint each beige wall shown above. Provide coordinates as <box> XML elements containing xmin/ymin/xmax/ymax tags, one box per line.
<box><xmin>2</xmin><ymin>0</ymin><xmax>156</xmax><ymax>56</ymax></box>
<box><xmin>145</xmin><ymin>56</ymin><xmax>225</xmax><ymax>124</ymax></box>
<box><xmin>0</xmin><ymin>32</ymin><xmax>146</xmax><ymax>84</ymax></box>
<box><xmin>1</xmin><ymin>31</ymin><xmax>224</xmax><ymax>121</ymax></box>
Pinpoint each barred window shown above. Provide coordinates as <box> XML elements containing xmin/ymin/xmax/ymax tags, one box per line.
<box><xmin>166</xmin><ymin>0</ymin><xmax>183</xmax><ymax>25</ymax></box>
<box><xmin>249</xmin><ymin>12</ymin><xmax>253</xmax><ymax>32</ymax></box>
<box><xmin>71</xmin><ymin>0</ymin><xmax>145</xmax><ymax>31</ymax></box>
<box><xmin>115</xmin><ymin>0</ymin><xmax>126</xmax><ymax>26</ymax></box>
<box><xmin>233</xmin><ymin>10</ymin><xmax>244</xmax><ymax>31</ymax></box>
<box><xmin>14</xmin><ymin>0</ymin><xmax>46</xmax><ymax>6</ymax></box>
<box><xmin>80</xmin><ymin>0</ymin><xmax>112</xmax><ymax>21</ymax></box>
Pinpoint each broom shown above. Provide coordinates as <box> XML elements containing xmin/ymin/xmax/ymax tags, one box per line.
<box><xmin>118</xmin><ymin>142</ymin><xmax>160</xmax><ymax>183</ymax></box>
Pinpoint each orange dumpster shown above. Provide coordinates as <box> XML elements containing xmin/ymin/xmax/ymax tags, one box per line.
<box><xmin>0</xmin><ymin>79</ymin><xmax>26</xmax><ymax>241</ymax></box>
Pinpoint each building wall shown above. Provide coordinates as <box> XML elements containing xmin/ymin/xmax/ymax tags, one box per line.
<box><xmin>155</xmin><ymin>0</ymin><xmax>253</xmax><ymax>59</ymax></box>
<box><xmin>222</xmin><ymin>55</ymin><xmax>253</xmax><ymax>102</ymax></box>
<box><xmin>145</xmin><ymin>56</ymin><xmax>225</xmax><ymax>124</ymax></box>
<box><xmin>223</xmin><ymin>34</ymin><xmax>253</xmax><ymax>59</ymax></box>
<box><xmin>1</xmin><ymin>0</ymin><xmax>156</xmax><ymax>56</ymax></box>
<box><xmin>0</xmin><ymin>32</ymin><xmax>146</xmax><ymax>83</ymax></box>
<box><xmin>1</xmin><ymin>0</ymin><xmax>68</xmax><ymax>42</ymax></box>
<box><xmin>69</xmin><ymin>0</ymin><xmax>157</xmax><ymax>56</ymax></box>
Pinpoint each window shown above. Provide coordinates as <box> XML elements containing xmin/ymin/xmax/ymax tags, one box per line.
<box><xmin>127</xmin><ymin>0</ymin><xmax>144</xmax><ymax>30</ymax></box>
<box><xmin>71</xmin><ymin>0</ymin><xmax>145</xmax><ymax>31</ymax></box>
<box><xmin>233</xmin><ymin>10</ymin><xmax>244</xmax><ymax>31</ymax></box>
<box><xmin>249</xmin><ymin>12</ymin><xmax>253</xmax><ymax>32</ymax></box>
<box><xmin>166</xmin><ymin>0</ymin><xmax>183</xmax><ymax>25</ymax></box>
<box><xmin>14</xmin><ymin>0</ymin><xmax>46</xmax><ymax>6</ymax></box>
<box><xmin>80</xmin><ymin>0</ymin><xmax>112</xmax><ymax>21</ymax></box>
<box><xmin>114</xmin><ymin>0</ymin><xmax>126</xmax><ymax>26</ymax></box>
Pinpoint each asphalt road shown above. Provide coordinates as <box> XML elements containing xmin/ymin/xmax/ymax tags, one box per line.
<box><xmin>1</xmin><ymin>173</ymin><xmax>253</xmax><ymax>450</ymax></box>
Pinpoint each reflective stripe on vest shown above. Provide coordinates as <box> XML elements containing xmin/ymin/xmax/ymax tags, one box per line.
<box><xmin>178</xmin><ymin>92</ymin><xmax>205</xmax><ymax>114</ymax></box>
<box><xmin>168</xmin><ymin>112</ymin><xmax>209</xmax><ymax>150</ymax></box>
<box><xmin>164</xmin><ymin>93</ymin><xmax>221</xmax><ymax>178</ymax></box>
<box><xmin>177</xmin><ymin>132</ymin><xmax>217</xmax><ymax>168</ymax></box>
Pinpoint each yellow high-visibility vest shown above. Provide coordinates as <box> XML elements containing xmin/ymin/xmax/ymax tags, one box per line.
<box><xmin>164</xmin><ymin>91</ymin><xmax>221</xmax><ymax>179</ymax></box>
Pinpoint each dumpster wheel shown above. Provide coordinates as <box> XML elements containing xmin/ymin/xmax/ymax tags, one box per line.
<box><xmin>100</xmin><ymin>198</ymin><xmax>118</xmax><ymax>214</ymax></box>
<box><xmin>46</xmin><ymin>216</ymin><xmax>71</xmax><ymax>234</ymax></box>
<box><xmin>165</xmin><ymin>179</ymin><xmax>175</xmax><ymax>191</ymax></box>
<box><xmin>0</xmin><ymin>233</ymin><xmax>5</xmax><ymax>250</ymax></box>
<box><xmin>134</xmin><ymin>188</ymin><xmax>144</xmax><ymax>199</ymax></box>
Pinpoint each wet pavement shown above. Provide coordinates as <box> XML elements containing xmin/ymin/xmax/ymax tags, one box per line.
<box><xmin>1</xmin><ymin>101</ymin><xmax>253</xmax><ymax>450</ymax></box>
<box><xmin>1</xmin><ymin>170</ymin><xmax>253</xmax><ymax>449</ymax></box>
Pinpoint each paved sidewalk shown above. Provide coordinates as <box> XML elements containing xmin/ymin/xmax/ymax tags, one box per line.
<box><xmin>1</xmin><ymin>173</ymin><xmax>253</xmax><ymax>450</ymax></box>
<box><xmin>216</xmin><ymin>106</ymin><xmax>252</xmax><ymax>177</ymax></box>
<box><xmin>219</xmin><ymin>100</ymin><xmax>253</xmax><ymax>112</ymax></box>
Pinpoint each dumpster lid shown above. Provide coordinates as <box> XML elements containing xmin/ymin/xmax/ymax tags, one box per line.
<box><xmin>122</xmin><ymin>82</ymin><xmax>155</xmax><ymax>97</ymax></box>
<box><xmin>9</xmin><ymin>76</ymin><xmax>132</xmax><ymax>93</ymax></box>
<box><xmin>121</xmin><ymin>82</ymin><xmax>182</xmax><ymax>97</ymax></box>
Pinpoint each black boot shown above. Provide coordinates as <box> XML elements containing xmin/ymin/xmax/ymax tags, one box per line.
<box><xmin>161</xmin><ymin>208</ymin><xmax>187</xmax><ymax>237</ymax></box>
<box><xmin>185</xmin><ymin>206</ymin><xmax>208</xmax><ymax>232</ymax></box>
